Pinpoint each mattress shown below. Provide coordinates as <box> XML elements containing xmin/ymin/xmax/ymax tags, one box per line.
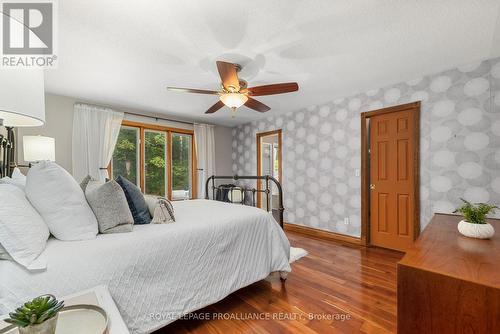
<box><xmin>0</xmin><ymin>200</ymin><xmax>291</xmax><ymax>334</ymax></box>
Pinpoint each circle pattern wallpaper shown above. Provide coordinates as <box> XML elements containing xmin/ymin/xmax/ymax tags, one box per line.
<box><xmin>232</xmin><ymin>58</ymin><xmax>500</xmax><ymax>237</ymax></box>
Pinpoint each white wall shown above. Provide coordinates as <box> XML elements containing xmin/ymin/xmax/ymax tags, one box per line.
<box><xmin>16</xmin><ymin>93</ymin><xmax>233</xmax><ymax>179</ymax></box>
<box><xmin>214</xmin><ymin>125</ymin><xmax>233</xmax><ymax>176</ymax></box>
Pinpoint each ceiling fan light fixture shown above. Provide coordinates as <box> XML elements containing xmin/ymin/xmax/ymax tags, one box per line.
<box><xmin>168</xmin><ymin>61</ymin><xmax>298</xmax><ymax>115</ymax></box>
<box><xmin>219</xmin><ymin>93</ymin><xmax>248</xmax><ymax>109</ymax></box>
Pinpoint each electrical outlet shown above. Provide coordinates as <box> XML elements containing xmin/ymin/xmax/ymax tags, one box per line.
<box><xmin>344</xmin><ymin>217</ymin><xmax>350</xmax><ymax>225</ymax></box>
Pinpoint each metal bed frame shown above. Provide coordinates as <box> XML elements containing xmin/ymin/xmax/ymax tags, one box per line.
<box><xmin>205</xmin><ymin>175</ymin><xmax>284</xmax><ymax>228</ymax></box>
<box><xmin>0</xmin><ymin>127</ymin><xmax>16</xmax><ymax>178</ymax></box>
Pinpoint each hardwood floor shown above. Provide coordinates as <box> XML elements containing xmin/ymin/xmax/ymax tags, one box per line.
<box><xmin>157</xmin><ymin>231</ymin><xmax>403</xmax><ymax>334</ymax></box>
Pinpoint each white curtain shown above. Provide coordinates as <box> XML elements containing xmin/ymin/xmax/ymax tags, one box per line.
<box><xmin>194</xmin><ymin>124</ymin><xmax>216</xmax><ymax>199</ymax></box>
<box><xmin>72</xmin><ymin>103</ymin><xmax>124</xmax><ymax>183</ymax></box>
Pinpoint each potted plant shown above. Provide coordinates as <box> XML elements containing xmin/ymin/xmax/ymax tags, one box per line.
<box><xmin>4</xmin><ymin>294</ymin><xmax>64</xmax><ymax>334</ymax></box>
<box><xmin>454</xmin><ymin>198</ymin><xmax>498</xmax><ymax>239</ymax></box>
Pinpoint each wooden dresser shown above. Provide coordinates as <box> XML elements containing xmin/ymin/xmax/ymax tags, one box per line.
<box><xmin>398</xmin><ymin>214</ymin><xmax>500</xmax><ymax>333</ymax></box>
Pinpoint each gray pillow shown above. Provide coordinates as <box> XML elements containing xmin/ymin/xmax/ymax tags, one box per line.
<box><xmin>80</xmin><ymin>175</ymin><xmax>91</xmax><ymax>191</ymax></box>
<box><xmin>83</xmin><ymin>178</ymin><xmax>134</xmax><ymax>234</ymax></box>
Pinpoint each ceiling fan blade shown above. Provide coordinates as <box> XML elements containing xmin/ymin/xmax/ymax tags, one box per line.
<box><xmin>205</xmin><ymin>100</ymin><xmax>225</xmax><ymax>114</ymax></box>
<box><xmin>247</xmin><ymin>82</ymin><xmax>299</xmax><ymax>96</ymax></box>
<box><xmin>216</xmin><ymin>61</ymin><xmax>240</xmax><ymax>92</ymax></box>
<box><xmin>244</xmin><ymin>97</ymin><xmax>271</xmax><ymax>113</ymax></box>
<box><xmin>167</xmin><ymin>87</ymin><xmax>219</xmax><ymax>95</ymax></box>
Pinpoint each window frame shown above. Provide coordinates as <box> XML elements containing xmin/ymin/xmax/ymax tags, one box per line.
<box><xmin>109</xmin><ymin>120</ymin><xmax>197</xmax><ymax>200</ymax></box>
<box><xmin>144</xmin><ymin>129</ymin><xmax>167</xmax><ymax>197</ymax></box>
<box><xmin>170</xmin><ymin>132</ymin><xmax>194</xmax><ymax>200</ymax></box>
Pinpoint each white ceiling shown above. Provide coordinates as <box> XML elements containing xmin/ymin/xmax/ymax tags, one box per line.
<box><xmin>46</xmin><ymin>0</ymin><xmax>500</xmax><ymax>126</ymax></box>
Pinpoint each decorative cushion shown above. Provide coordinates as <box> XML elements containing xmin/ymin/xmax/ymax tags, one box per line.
<box><xmin>150</xmin><ymin>197</ymin><xmax>176</xmax><ymax>224</ymax></box>
<box><xmin>0</xmin><ymin>184</ymin><xmax>49</xmax><ymax>268</ymax></box>
<box><xmin>115</xmin><ymin>175</ymin><xmax>151</xmax><ymax>225</ymax></box>
<box><xmin>25</xmin><ymin>161</ymin><xmax>98</xmax><ymax>241</ymax></box>
<box><xmin>144</xmin><ymin>195</ymin><xmax>159</xmax><ymax>217</ymax></box>
<box><xmin>82</xmin><ymin>177</ymin><xmax>134</xmax><ymax>234</ymax></box>
<box><xmin>0</xmin><ymin>167</ymin><xmax>27</xmax><ymax>191</ymax></box>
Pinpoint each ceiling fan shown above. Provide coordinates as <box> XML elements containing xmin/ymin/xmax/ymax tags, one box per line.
<box><xmin>167</xmin><ymin>61</ymin><xmax>299</xmax><ymax>115</ymax></box>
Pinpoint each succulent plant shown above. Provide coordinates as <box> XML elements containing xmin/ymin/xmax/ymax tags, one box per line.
<box><xmin>4</xmin><ymin>295</ymin><xmax>64</xmax><ymax>328</ymax></box>
<box><xmin>454</xmin><ymin>198</ymin><xmax>498</xmax><ymax>224</ymax></box>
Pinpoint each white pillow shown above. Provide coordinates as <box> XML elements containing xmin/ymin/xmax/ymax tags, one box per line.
<box><xmin>0</xmin><ymin>167</ymin><xmax>27</xmax><ymax>191</ymax></box>
<box><xmin>25</xmin><ymin>161</ymin><xmax>98</xmax><ymax>241</ymax></box>
<box><xmin>0</xmin><ymin>184</ymin><xmax>49</xmax><ymax>268</ymax></box>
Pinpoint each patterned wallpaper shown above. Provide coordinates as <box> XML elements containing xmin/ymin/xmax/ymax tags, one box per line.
<box><xmin>232</xmin><ymin>57</ymin><xmax>500</xmax><ymax>237</ymax></box>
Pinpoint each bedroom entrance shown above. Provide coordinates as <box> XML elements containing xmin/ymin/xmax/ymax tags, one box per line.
<box><xmin>256</xmin><ymin>129</ymin><xmax>282</xmax><ymax>220</ymax></box>
<box><xmin>361</xmin><ymin>102</ymin><xmax>420</xmax><ymax>252</ymax></box>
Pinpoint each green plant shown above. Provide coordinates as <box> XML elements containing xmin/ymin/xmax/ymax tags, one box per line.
<box><xmin>4</xmin><ymin>295</ymin><xmax>64</xmax><ymax>328</ymax></box>
<box><xmin>454</xmin><ymin>198</ymin><xmax>498</xmax><ymax>224</ymax></box>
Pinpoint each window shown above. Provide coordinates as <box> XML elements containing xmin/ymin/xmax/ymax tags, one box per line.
<box><xmin>111</xmin><ymin>126</ymin><xmax>140</xmax><ymax>186</ymax></box>
<box><xmin>144</xmin><ymin>130</ymin><xmax>166</xmax><ymax>196</ymax></box>
<box><xmin>171</xmin><ymin>133</ymin><xmax>192</xmax><ymax>200</ymax></box>
<box><xmin>111</xmin><ymin>122</ymin><xmax>196</xmax><ymax>199</ymax></box>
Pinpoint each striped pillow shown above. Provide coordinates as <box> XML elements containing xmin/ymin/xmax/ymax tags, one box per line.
<box><xmin>151</xmin><ymin>198</ymin><xmax>175</xmax><ymax>224</ymax></box>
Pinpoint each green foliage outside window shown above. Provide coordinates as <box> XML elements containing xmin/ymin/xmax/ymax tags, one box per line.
<box><xmin>112</xmin><ymin>127</ymin><xmax>138</xmax><ymax>185</ymax></box>
<box><xmin>145</xmin><ymin>131</ymin><xmax>166</xmax><ymax>196</ymax></box>
<box><xmin>172</xmin><ymin>133</ymin><xmax>191</xmax><ymax>192</ymax></box>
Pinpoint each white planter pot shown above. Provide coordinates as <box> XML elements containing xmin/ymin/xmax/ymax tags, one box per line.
<box><xmin>18</xmin><ymin>314</ymin><xmax>58</xmax><ymax>334</ymax></box>
<box><xmin>457</xmin><ymin>220</ymin><xmax>495</xmax><ymax>239</ymax></box>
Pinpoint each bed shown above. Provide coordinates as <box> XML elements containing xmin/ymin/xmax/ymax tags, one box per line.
<box><xmin>0</xmin><ymin>199</ymin><xmax>291</xmax><ymax>334</ymax></box>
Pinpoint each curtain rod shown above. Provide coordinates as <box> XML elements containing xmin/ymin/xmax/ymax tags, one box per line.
<box><xmin>75</xmin><ymin>102</ymin><xmax>201</xmax><ymax>126</ymax></box>
<box><xmin>124</xmin><ymin>111</ymin><xmax>194</xmax><ymax>126</ymax></box>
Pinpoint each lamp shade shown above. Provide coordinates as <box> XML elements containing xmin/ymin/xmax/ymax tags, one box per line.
<box><xmin>219</xmin><ymin>93</ymin><xmax>248</xmax><ymax>109</ymax></box>
<box><xmin>23</xmin><ymin>136</ymin><xmax>55</xmax><ymax>162</ymax></box>
<box><xmin>0</xmin><ymin>70</ymin><xmax>45</xmax><ymax>127</ymax></box>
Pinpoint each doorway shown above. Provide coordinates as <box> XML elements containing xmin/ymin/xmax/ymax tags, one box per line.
<box><xmin>361</xmin><ymin>102</ymin><xmax>420</xmax><ymax>252</ymax></box>
<box><xmin>256</xmin><ymin>130</ymin><xmax>282</xmax><ymax>219</ymax></box>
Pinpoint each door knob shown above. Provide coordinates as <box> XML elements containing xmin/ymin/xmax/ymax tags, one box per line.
<box><xmin>370</xmin><ymin>184</ymin><xmax>375</xmax><ymax>190</ymax></box>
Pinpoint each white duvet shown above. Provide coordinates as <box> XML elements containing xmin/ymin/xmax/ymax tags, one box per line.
<box><xmin>0</xmin><ymin>200</ymin><xmax>291</xmax><ymax>333</ymax></box>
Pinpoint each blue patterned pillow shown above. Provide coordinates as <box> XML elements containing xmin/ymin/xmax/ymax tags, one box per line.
<box><xmin>115</xmin><ymin>175</ymin><xmax>151</xmax><ymax>225</ymax></box>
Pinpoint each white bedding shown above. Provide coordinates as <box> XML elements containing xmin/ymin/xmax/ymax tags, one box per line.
<box><xmin>0</xmin><ymin>200</ymin><xmax>291</xmax><ymax>333</ymax></box>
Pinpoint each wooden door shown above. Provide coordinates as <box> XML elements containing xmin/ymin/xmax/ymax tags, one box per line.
<box><xmin>370</xmin><ymin>109</ymin><xmax>417</xmax><ymax>251</ymax></box>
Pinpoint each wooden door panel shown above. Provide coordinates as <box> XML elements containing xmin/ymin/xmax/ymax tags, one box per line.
<box><xmin>378</xmin><ymin>119</ymin><xmax>390</xmax><ymax>136</ymax></box>
<box><xmin>397</xmin><ymin>194</ymin><xmax>409</xmax><ymax>236</ymax></box>
<box><xmin>397</xmin><ymin>117</ymin><xmax>408</xmax><ymax>133</ymax></box>
<box><xmin>397</xmin><ymin>139</ymin><xmax>409</xmax><ymax>180</ymax></box>
<box><xmin>378</xmin><ymin>141</ymin><xmax>389</xmax><ymax>180</ymax></box>
<box><xmin>370</xmin><ymin>109</ymin><xmax>416</xmax><ymax>251</ymax></box>
<box><xmin>377</xmin><ymin>193</ymin><xmax>389</xmax><ymax>233</ymax></box>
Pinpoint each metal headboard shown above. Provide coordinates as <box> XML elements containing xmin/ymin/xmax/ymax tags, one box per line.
<box><xmin>0</xmin><ymin>127</ymin><xmax>15</xmax><ymax>178</ymax></box>
<box><xmin>205</xmin><ymin>175</ymin><xmax>284</xmax><ymax>228</ymax></box>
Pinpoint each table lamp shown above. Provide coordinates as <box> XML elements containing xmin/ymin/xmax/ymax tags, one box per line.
<box><xmin>23</xmin><ymin>136</ymin><xmax>55</xmax><ymax>163</ymax></box>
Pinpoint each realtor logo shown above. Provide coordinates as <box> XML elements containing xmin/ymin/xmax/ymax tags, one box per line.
<box><xmin>0</xmin><ymin>0</ymin><xmax>57</xmax><ymax>68</ymax></box>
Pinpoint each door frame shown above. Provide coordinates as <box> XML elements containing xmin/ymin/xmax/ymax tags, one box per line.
<box><xmin>360</xmin><ymin>101</ymin><xmax>420</xmax><ymax>247</ymax></box>
<box><xmin>256</xmin><ymin>129</ymin><xmax>282</xmax><ymax>209</ymax></box>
